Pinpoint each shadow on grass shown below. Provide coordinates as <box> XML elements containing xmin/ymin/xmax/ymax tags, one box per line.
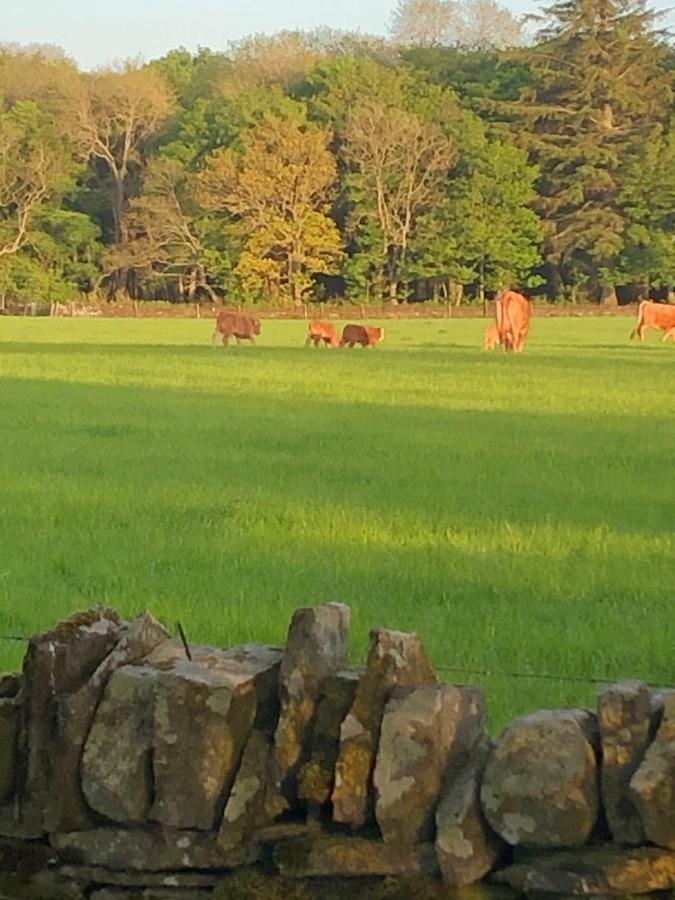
<box><xmin>1</xmin><ymin>373</ymin><xmax>673</xmax><ymax>725</ymax></box>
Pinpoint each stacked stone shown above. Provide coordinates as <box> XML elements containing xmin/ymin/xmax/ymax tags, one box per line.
<box><xmin>0</xmin><ymin>603</ymin><xmax>673</xmax><ymax>900</ymax></box>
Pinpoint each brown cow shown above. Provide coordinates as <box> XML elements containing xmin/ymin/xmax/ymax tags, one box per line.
<box><xmin>306</xmin><ymin>320</ymin><xmax>340</xmax><ymax>348</ymax></box>
<box><xmin>212</xmin><ymin>311</ymin><xmax>261</xmax><ymax>347</ymax></box>
<box><xmin>340</xmin><ymin>324</ymin><xmax>385</xmax><ymax>348</ymax></box>
<box><xmin>484</xmin><ymin>323</ymin><xmax>501</xmax><ymax>351</ymax></box>
<box><xmin>630</xmin><ymin>300</ymin><xmax>675</xmax><ymax>341</ymax></box>
<box><xmin>495</xmin><ymin>290</ymin><xmax>531</xmax><ymax>353</ymax></box>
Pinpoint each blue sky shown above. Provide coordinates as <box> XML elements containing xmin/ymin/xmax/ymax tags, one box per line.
<box><xmin>5</xmin><ymin>0</ymin><xmax>674</xmax><ymax>69</ymax></box>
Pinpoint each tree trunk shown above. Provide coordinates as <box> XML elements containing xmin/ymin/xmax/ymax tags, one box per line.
<box><xmin>600</xmin><ymin>283</ymin><xmax>618</xmax><ymax>307</ymax></box>
<box><xmin>111</xmin><ymin>176</ymin><xmax>126</xmax><ymax>244</ymax></box>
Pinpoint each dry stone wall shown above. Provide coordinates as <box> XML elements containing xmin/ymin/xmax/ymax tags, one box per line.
<box><xmin>0</xmin><ymin>603</ymin><xmax>673</xmax><ymax>900</ymax></box>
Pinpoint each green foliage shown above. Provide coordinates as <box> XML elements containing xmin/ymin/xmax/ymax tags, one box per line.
<box><xmin>0</xmin><ymin>17</ymin><xmax>672</xmax><ymax>303</ymax></box>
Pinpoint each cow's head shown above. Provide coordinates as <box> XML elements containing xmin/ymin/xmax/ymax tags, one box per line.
<box><xmin>371</xmin><ymin>326</ymin><xmax>385</xmax><ymax>344</ymax></box>
<box><xmin>252</xmin><ymin>318</ymin><xmax>262</xmax><ymax>335</ymax></box>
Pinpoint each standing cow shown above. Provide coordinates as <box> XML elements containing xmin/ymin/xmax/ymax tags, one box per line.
<box><xmin>212</xmin><ymin>311</ymin><xmax>261</xmax><ymax>347</ymax></box>
<box><xmin>630</xmin><ymin>300</ymin><xmax>675</xmax><ymax>341</ymax></box>
<box><xmin>495</xmin><ymin>290</ymin><xmax>531</xmax><ymax>353</ymax></box>
<box><xmin>340</xmin><ymin>324</ymin><xmax>385</xmax><ymax>348</ymax></box>
<box><xmin>306</xmin><ymin>320</ymin><xmax>340</xmax><ymax>348</ymax></box>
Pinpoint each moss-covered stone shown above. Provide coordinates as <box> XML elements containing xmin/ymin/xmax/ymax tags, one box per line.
<box><xmin>597</xmin><ymin>680</ymin><xmax>653</xmax><ymax>845</ymax></box>
<box><xmin>332</xmin><ymin>629</ymin><xmax>437</xmax><ymax>830</ymax></box>
<box><xmin>265</xmin><ymin>604</ymin><xmax>351</xmax><ymax>818</ymax></box>
<box><xmin>375</xmin><ymin>683</ymin><xmax>486</xmax><ymax>846</ymax></box>
<box><xmin>274</xmin><ymin>833</ymin><xmax>440</xmax><ymax>878</ymax></box>
<box><xmin>298</xmin><ymin>668</ymin><xmax>361</xmax><ymax>810</ymax></box>
<box><xmin>630</xmin><ymin>690</ymin><xmax>675</xmax><ymax>849</ymax></box>
<box><xmin>493</xmin><ymin>844</ymin><xmax>675</xmax><ymax>894</ymax></box>
<box><xmin>481</xmin><ymin>709</ymin><xmax>600</xmax><ymax>848</ymax></box>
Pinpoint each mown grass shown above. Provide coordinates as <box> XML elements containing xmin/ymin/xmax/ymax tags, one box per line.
<box><xmin>0</xmin><ymin>315</ymin><xmax>673</xmax><ymax>730</ymax></box>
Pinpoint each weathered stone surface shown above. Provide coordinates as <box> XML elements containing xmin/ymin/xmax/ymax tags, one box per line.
<box><xmin>374</xmin><ymin>683</ymin><xmax>485</xmax><ymax>845</ymax></box>
<box><xmin>435</xmin><ymin>739</ymin><xmax>505</xmax><ymax>887</ymax></box>
<box><xmin>0</xmin><ymin>835</ymin><xmax>58</xmax><ymax>871</ymax></box>
<box><xmin>630</xmin><ymin>690</ymin><xmax>675</xmax><ymax>849</ymax></box>
<box><xmin>494</xmin><ymin>844</ymin><xmax>675</xmax><ymax>895</ymax></box>
<box><xmin>0</xmin><ymin>675</ymin><xmax>20</xmax><ymax>700</ymax></box>
<box><xmin>17</xmin><ymin>605</ymin><xmax>123</xmax><ymax>833</ymax></box>
<box><xmin>0</xmin><ymin>701</ymin><xmax>17</xmax><ymax>800</ymax></box>
<box><xmin>218</xmin><ymin>728</ymin><xmax>273</xmax><ymax>851</ymax></box>
<box><xmin>481</xmin><ymin>709</ymin><xmax>600</xmax><ymax>847</ymax></box>
<box><xmin>274</xmin><ymin>833</ymin><xmax>440</xmax><ymax>878</ymax></box>
<box><xmin>91</xmin><ymin>891</ymin><xmax>211</xmax><ymax>900</ymax></box>
<box><xmin>59</xmin><ymin>865</ymin><xmax>219</xmax><ymax>888</ymax></box>
<box><xmin>265</xmin><ymin>603</ymin><xmax>350</xmax><ymax>818</ymax></box>
<box><xmin>81</xmin><ymin>665</ymin><xmax>156</xmax><ymax>823</ymax></box>
<box><xmin>597</xmin><ymin>680</ymin><xmax>653</xmax><ymax>845</ymax></box>
<box><xmin>43</xmin><ymin>611</ymin><xmax>171</xmax><ymax>832</ymax></box>
<box><xmin>297</xmin><ymin>669</ymin><xmax>361</xmax><ymax>809</ymax></box>
<box><xmin>332</xmin><ymin>628</ymin><xmax>437</xmax><ymax>829</ymax></box>
<box><xmin>148</xmin><ymin>642</ymin><xmax>281</xmax><ymax>830</ymax></box>
<box><xmin>51</xmin><ymin>827</ymin><xmax>260</xmax><ymax>871</ymax></box>
<box><xmin>0</xmin><ymin>869</ymin><xmax>84</xmax><ymax>900</ymax></box>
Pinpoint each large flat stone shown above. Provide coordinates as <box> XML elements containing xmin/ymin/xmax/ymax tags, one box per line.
<box><xmin>148</xmin><ymin>642</ymin><xmax>281</xmax><ymax>830</ymax></box>
<box><xmin>481</xmin><ymin>709</ymin><xmax>600</xmax><ymax>847</ymax></box>
<box><xmin>17</xmin><ymin>605</ymin><xmax>123</xmax><ymax>833</ymax></box>
<box><xmin>435</xmin><ymin>739</ymin><xmax>505</xmax><ymax>886</ymax></box>
<box><xmin>44</xmin><ymin>611</ymin><xmax>170</xmax><ymax>832</ymax></box>
<box><xmin>51</xmin><ymin>827</ymin><xmax>260</xmax><ymax>871</ymax></box>
<box><xmin>630</xmin><ymin>689</ymin><xmax>675</xmax><ymax>849</ymax></box>
<box><xmin>58</xmin><ymin>865</ymin><xmax>220</xmax><ymax>888</ymax></box>
<box><xmin>597</xmin><ymin>680</ymin><xmax>653</xmax><ymax>844</ymax></box>
<box><xmin>494</xmin><ymin>844</ymin><xmax>675</xmax><ymax>894</ymax></box>
<box><xmin>374</xmin><ymin>683</ymin><xmax>486</xmax><ymax>845</ymax></box>
<box><xmin>332</xmin><ymin>628</ymin><xmax>437</xmax><ymax>829</ymax></box>
<box><xmin>265</xmin><ymin>603</ymin><xmax>350</xmax><ymax>818</ymax></box>
<box><xmin>90</xmin><ymin>891</ymin><xmax>211</xmax><ymax>900</ymax></box>
<box><xmin>81</xmin><ymin>666</ymin><xmax>156</xmax><ymax>823</ymax></box>
<box><xmin>273</xmin><ymin>833</ymin><xmax>440</xmax><ymax>878</ymax></box>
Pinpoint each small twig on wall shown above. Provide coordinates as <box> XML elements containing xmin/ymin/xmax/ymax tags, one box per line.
<box><xmin>176</xmin><ymin>622</ymin><xmax>193</xmax><ymax>662</ymax></box>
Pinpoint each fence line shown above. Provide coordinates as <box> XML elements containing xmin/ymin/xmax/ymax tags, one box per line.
<box><xmin>1</xmin><ymin>632</ymin><xmax>671</xmax><ymax>689</ymax></box>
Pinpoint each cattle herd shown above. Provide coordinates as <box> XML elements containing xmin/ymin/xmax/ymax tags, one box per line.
<box><xmin>211</xmin><ymin>295</ymin><xmax>675</xmax><ymax>352</ymax></box>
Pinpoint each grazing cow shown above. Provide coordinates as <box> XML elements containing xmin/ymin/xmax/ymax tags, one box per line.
<box><xmin>495</xmin><ymin>290</ymin><xmax>531</xmax><ymax>353</ymax></box>
<box><xmin>630</xmin><ymin>300</ymin><xmax>675</xmax><ymax>341</ymax></box>
<box><xmin>484</xmin><ymin>323</ymin><xmax>501</xmax><ymax>351</ymax></box>
<box><xmin>306</xmin><ymin>320</ymin><xmax>340</xmax><ymax>348</ymax></box>
<box><xmin>340</xmin><ymin>324</ymin><xmax>385</xmax><ymax>348</ymax></box>
<box><xmin>212</xmin><ymin>311</ymin><xmax>261</xmax><ymax>347</ymax></box>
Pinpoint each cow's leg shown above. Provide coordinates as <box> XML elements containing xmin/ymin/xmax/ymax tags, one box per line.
<box><xmin>212</xmin><ymin>328</ymin><xmax>220</xmax><ymax>345</ymax></box>
<box><xmin>222</xmin><ymin>335</ymin><xmax>229</xmax><ymax>348</ymax></box>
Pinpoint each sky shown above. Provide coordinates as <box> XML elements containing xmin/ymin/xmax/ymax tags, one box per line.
<box><xmin>5</xmin><ymin>0</ymin><xmax>674</xmax><ymax>69</ymax></box>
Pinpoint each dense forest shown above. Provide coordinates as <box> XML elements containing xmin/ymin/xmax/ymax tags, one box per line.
<box><xmin>1</xmin><ymin>0</ymin><xmax>673</xmax><ymax>307</ymax></box>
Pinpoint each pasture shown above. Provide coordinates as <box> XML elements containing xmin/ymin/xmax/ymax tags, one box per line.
<box><xmin>0</xmin><ymin>315</ymin><xmax>673</xmax><ymax>730</ymax></box>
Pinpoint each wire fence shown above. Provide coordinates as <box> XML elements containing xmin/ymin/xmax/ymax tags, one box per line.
<box><xmin>1</xmin><ymin>631</ymin><xmax>671</xmax><ymax>689</ymax></box>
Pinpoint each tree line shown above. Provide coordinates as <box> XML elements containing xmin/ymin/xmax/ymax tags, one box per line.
<box><xmin>0</xmin><ymin>0</ymin><xmax>673</xmax><ymax>308</ymax></box>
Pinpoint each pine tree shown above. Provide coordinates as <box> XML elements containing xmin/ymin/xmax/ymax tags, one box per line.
<box><xmin>514</xmin><ymin>0</ymin><xmax>671</xmax><ymax>302</ymax></box>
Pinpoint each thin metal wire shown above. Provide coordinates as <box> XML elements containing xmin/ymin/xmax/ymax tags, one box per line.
<box><xmin>0</xmin><ymin>633</ymin><xmax>671</xmax><ymax>689</ymax></box>
<box><xmin>435</xmin><ymin>665</ymin><xmax>674</xmax><ymax>689</ymax></box>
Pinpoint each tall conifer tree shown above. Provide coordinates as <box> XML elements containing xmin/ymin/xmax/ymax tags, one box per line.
<box><xmin>515</xmin><ymin>0</ymin><xmax>670</xmax><ymax>302</ymax></box>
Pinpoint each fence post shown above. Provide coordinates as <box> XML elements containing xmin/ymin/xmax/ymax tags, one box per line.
<box><xmin>195</xmin><ymin>303</ymin><xmax>201</xmax><ymax>319</ymax></box>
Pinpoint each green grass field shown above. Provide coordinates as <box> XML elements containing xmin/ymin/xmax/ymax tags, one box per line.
<box><xmin>0</xmin><ymin>315</ymin><xmax>673</xmax><ymax>730</ymax></box>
